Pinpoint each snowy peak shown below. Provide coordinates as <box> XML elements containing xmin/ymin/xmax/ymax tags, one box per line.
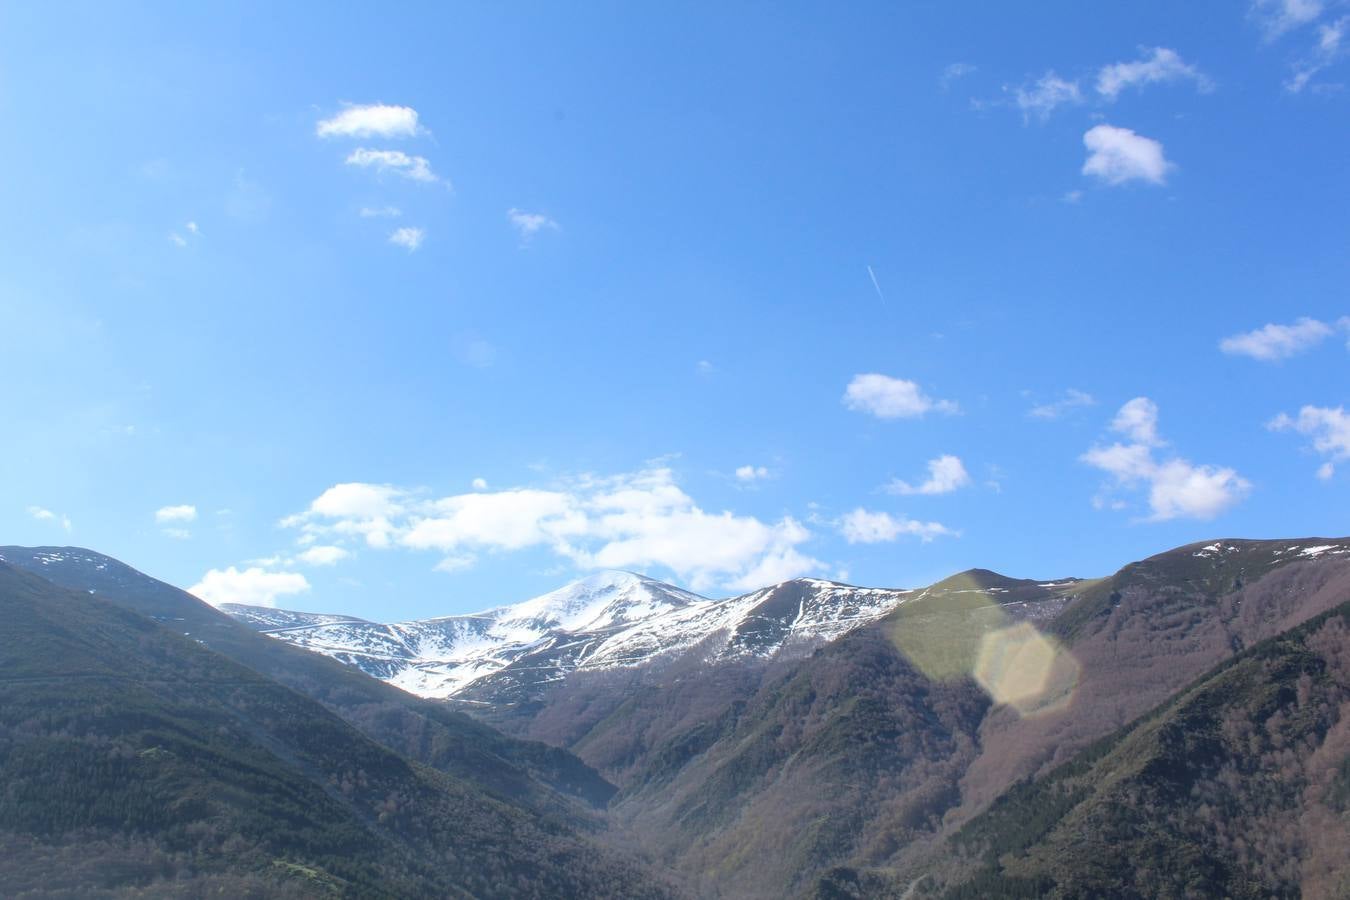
<box><xmin>221</xmin><ymin>570</ymin><xmax>916</xmax><ymax>701</ymax></box>
<box><xmin>487</xmin><ymin>570</ymin><xmax>705</xmax><ymax>634</ymax></box>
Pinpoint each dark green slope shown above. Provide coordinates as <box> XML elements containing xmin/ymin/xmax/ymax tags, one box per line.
<box><xmin>926</xmin><ymin>601</ymin><xmax>1350</xmax><ymax>899</ymax></box>
<box><xmin>0</xmin><ymin>561</ymin><xmax>676</xmax><ymax>898</ymax></box>
<box><xmin>0</xmin><ymin>546</ymin><xmax>614</xmax><ymax>818</ymax></box>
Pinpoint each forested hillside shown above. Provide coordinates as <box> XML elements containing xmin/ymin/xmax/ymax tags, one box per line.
<box><xmin>927</xmin><ymin>601</ymin><xmax>1350</xmax><ymax>898</ymax></box>
<box><xmin>0</xmin><ymin>561</ymin><xmax>675</xmax><ymax>898</ymax></box>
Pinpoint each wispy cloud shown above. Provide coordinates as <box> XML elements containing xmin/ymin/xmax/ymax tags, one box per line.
<box><xmin>27</xmin><ymin>505</ymin><xmax>72</xmax><ymax>533</ymax></box>
<box><xmin>389</xmin><ymin>226</ymin><xmax>425</xmax><ymax>252</ymax></box>
<box><xmin>838</xmin><ymin>508</ymin><xmax>956</xmax><ymax>543</ymax></box>
<box><xmin>346</xmin><ymin>149</ymin><xmax>441</xmax><ymax>184</ymax></box>
<box><xmin>1097</xmin><ymin>47</ymin><xmax>1213</xmax><ymax>99</ymax></box>
<box><xmin>508</xmin><ymin>208</ymin><xmax>560</xmax><ymax>241</ymax></box>
<box><xmin>360</xmin><ymin>205</ymin><xmax>402</xmax><ymax>218</ymax></box>
<box><xmin>297</xmin><ymin>545</ymin><xmax>349</xmax><ymax>566</ymax></box>
<box><xmin>1082</xmin><ymin>124</ymin><xmax>1171</xmax><ymax>186</ymax></box>
<box><xmin>155</xmin><ymin>504</ymin><xmax>197</xmax><ymax>524</ymax></box>
<box><xmin>843</xmin><ymin>374</ymin><xmax>958</xmax><ymax>419</ymax></box>
<box><xmin>735</xmin><ymin>465</ymin><xmax>772</xmax><ymax>483</ymax></box>
<box><xmin>154</xmin><ymin>504</ymin><xmax>197</xmax><ymax>539</ymax></box>
<box><xmin>1219</xmin><ymin>316</ymin><xmax>1338</xmax><ymax>361</ymax></box>
<box><xmin>1012</xmin><ymin>72</ymin><xmax>1082</xmax><ymax>122</ymax></box>
<box><xmin>1287</xmin><ymin>15</ymin><xmax>1347</xmax><ymax>92</ymax></box>
<box><xmin>941</xmin><ymin>62</ymin><xmax>977</xmax><ymax>90</ymax></box>
<box><xmin>1269</xmin><ymin>405</ymin><xmax>1350</xmax><ymax>479</ymax></box>
<box><xmin>317</xmin><ymin>104</ymin><xmax>421</xmax><ymax>139</ymax></box>
<box><xmin>168</xmin><ymin>221</ymin><xmax>200</xmax><ymax>248</ymax></box>
<box><xmin>1251</xmin><ymin>0</ymin><xmax>1325</xmax><ymax>40</ymax></box>
<box><xmin>1029</xmin><ymin>388</ymin><xmax>1095</xmax><ymax>420</ymax></box>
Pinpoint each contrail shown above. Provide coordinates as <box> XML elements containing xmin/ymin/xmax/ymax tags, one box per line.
<box><xmin>866</xmin><ymin>265</ymin><xmax>886</xmax><ymax>305</ymax></box>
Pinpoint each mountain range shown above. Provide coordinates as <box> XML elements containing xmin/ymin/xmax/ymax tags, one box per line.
<box><xmin>2</xmin><ymin>537</ymin><xmax>1347</xmax><ymax>898</ymax></box>
<box><xmin>218</xmin><ymin>571</ymin><xmax>914</xmax><ymax>703</ymax></box>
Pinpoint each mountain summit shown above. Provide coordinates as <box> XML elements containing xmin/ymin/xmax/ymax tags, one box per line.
<box><xmin>221</xmin><ymin>571</ymin><xmax>915</xmax><ymax>702</ymax></box>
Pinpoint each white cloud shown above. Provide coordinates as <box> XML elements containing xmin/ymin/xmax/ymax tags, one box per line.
<box><xmin>1082</xmin><ymin>397</ymin><xmax>1250</xmax><ymax>520</ymax></box>
<box><xmin>508</xmin><ymin>208</ymin><xmax>560</xmax><ymax>241</ymax></box>
<box><xmin>297</xmin><ymin>545</ymin><xmax>349</xmax><ymax>566</ymax></box>
<box><xmin>1220</xmin><ymin>316</ymin><xmax>1335</xmax><ymax>361</ymax></box>
<box><xmin>186</xmin><ymin>221</ymin><xmax>199</xmax><ymax>235</ymax></box>
<box><xmin>472</xmin><ymin>477</ymin><xmax>489</xmax><ymax>490</ymax></box>
<box><xmin>284</xmin><ymin>466</ymin><xmax>825</xmax><ymax>592</ymax></box>
<box><xmin>27</xmin><ymin>506</ymin><xmax>72</xmax><ymax>533</ymax></box>
<box><xmin>311</xmin><ymin>482</ymin><xmax>403</xmax><ymax>519</ymax></box>
<box><xmin>155</xmin><ymin>504</ymin><xmax>198</xmax><ymax>524</ymax></box>
<box><xmin>1269</xmin><ymin>405</ymin><xmax>1350</xmax><ymax>478</ymax></box>
<box><xmin>317</xmin><ymin>104</ymin><xmax>421</xmax><ymax>139</ymax></box>
<box><xmin>735</xmin><ymin>465</ymin><xmax>771</xmax><ymax>482</ymax></box>
<box><xmin>402</xmin><ymin>488</ymin><xmax>579</xmax><ymax>552</ymax></box>
<box><xmin>434</xmin><ymin>554</ymin><xmax>476</xmax><ymax>573</ymax></box>
<box><xmin>168</xmin><ymin>233</ymin><xmax>187</xmax><ymax>247</ymax></box>
<box><xmin>838</xmin><ymin>508</ymin><xmax>956</xmax><ymax>544</ymax></box>
<box><xmin>360</xmin><ymin>206</ymin><xmax>401</xmax><ymax>218</ymax></box>
<box><xmin>843</xmin><ymin>374</ymin><xmax>958</xmax><ymax>420</ymax></box>
<box><xmin>696</xmin><ymin>360</ymin><xmax>716</xmax><ymax>376</ymax></box>
<box><xmin>1147</xmin><ymin>460</ymin><xmax>1252</xmax><ymax>520</ymax></box>
<box><xmin>162</xmin><ymin>528</ymin><xmax>191</xmax><ymax>541</ymax></box>
<box><xmin>1110</xmin><ymin>396</ymin><xmax>1162</xmax><ymax>445</ymax></box>
<box><xmin>1252</xmin><ymin>0</ymin><xmax>1324</xmax><ymax>39</ymax></box>
<box><xmin>189</xmin><ymin>566</ymin><xmax>310</xmax><ymax>609</ymax></box>
<box><xmin>723</xmin><ymin>548</ymin><xmax>822</xmax><ymax>591</ymax></box>
<box><xmin>345</xmin><ymin>149</ymin><xmax>440</xmax><ymax>184</ymax></box>
<box><xmin>282</xmin><ymin>482</ymin><xmax>405</xmax><ymax>548</ymax></box>
<box><xmin>887</xmin><ymin>455</ymin><xmax>972</xmax><ymax>496</ymax></box>
<box><xmin>1096</xmin><ymin>47</ymin><xmax>1212</xmax><ymax>99</ymax></box>
<box><xmin>1081</xmin><ymin>441</ymin><xmax>1157</xmax><ymax>482</ymax></box>
<box><xmin>1029</xmin><ymin>388</ymin><xmax>1096</xmax><ymax>420</ymax></box>
<box><xmin>389</xmin><ymin>227</ymin><xmax>425</xmax><ymax>252</ymax></box>
<box><xmin>1012</xmin><ymin>72</ymin><xmax>1082</xmax><ymax>122</ymax></box>
<box><xmin>1082</xmin><ymin>125</ymin><xmax>1172</xmax><ymax>186</ymax></box>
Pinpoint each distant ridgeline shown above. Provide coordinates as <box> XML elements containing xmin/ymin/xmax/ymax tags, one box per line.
<box><xmin>1</xmin><ymin>537</ymin><xmax>1347</xmax><ymax>898</ymax></box>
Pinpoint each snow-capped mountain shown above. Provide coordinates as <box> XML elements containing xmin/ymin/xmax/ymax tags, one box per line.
<box><xmin>222</xmin><ymin>571</ymin><xmax>914</xmax><ymax>701</ymax></box>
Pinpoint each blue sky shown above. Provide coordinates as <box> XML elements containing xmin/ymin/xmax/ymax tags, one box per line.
<box><xmin>2</xmin><ymin>1</ymin><xmax>1347</xmax><ymax>620</ymax></box>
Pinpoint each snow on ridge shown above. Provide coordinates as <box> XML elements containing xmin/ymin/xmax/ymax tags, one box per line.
<box><xmin>1299</xmin><ymin>544</ymin><xmax>1348</xmax><ymax>558</ymax></box>
<box><xmin>226</xmin><ymin>571</ymin><xmax>917</xmax><ymax>700</ymax></box>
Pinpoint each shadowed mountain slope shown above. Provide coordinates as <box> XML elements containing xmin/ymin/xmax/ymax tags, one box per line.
<box><xmin>0</xmin><ymin>561</ymin><xmax>676</xmax><ymax>898</ymax></box>
<box><xmin>0</xmin><ymin>547</ymin><xmax>616</xmax><ymax>817</ymax></box>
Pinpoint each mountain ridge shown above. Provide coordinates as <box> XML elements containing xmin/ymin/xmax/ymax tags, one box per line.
<box><xmin>220</xmin><ymin>569</ymin><xmax>919</xmax><ymax>704</ymax></box>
